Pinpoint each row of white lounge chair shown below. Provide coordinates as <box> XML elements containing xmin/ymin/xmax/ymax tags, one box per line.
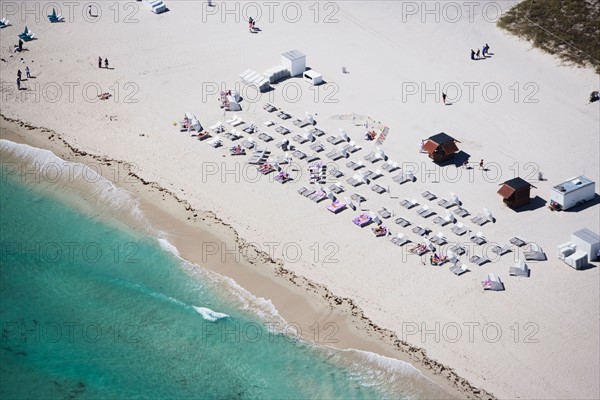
<box><xmin>194</xmin><ymin>105</ymin><xmax>542</xmax><ymax>289</ymax></box>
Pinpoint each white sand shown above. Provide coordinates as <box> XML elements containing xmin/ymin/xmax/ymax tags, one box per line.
<box><xmin>1</xmin><ymin>1</ymin><xmax>599</xmax><ymax>398</ymax></box>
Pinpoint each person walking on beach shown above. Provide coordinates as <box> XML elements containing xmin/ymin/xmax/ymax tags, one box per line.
<box><xmin>476</xmin><ymin>49</ymin><xmax>481</xmax><ymax>59</ymax></box>
<box><xmin>442</xmin><ymin>92</ymin><xmax>447</xmax><ymax>105</ymax></box>
<box><xmin>18</xmin><ymin>39</ymin><xmax>23</xmax><ymax>52</ymax></box>
<box><xmin>25</xmin><ymin>66</ymin><xmax>30</xmax><ymax>79</ymax></box>
<box><xmin>470</xmin><ymin>49</ymin><xmax>475</xmax><ymax>60</ymax></box>
<box><xmin>479</xmin><ymin>159</ymin><xmax>484</xmax><ymax>170</ymax></box>
<box><xmin>104</xmin><ymin>58</ymin><xmax>109</xmax><ymax>69</ymax></box>
<box><xmin>98</xmin><ymin>56</ymin><xmax>102</xmax><ymax>68</ymax></box>
<box><xmin>17</xmin><ymin>69</ymin><xmax>22</xmax><ymax>80</ymax></box>
<box><xmin>248</xmin><ymin>17</ymin><xmax>254</xmax><ymax>32</ymax></box>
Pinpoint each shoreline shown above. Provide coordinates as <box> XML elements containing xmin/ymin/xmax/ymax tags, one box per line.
<box><xmin>0</xmin><ymin>114</ymin><xmax>494</xmax><ymax>399</ymax></box>
<box><xmin>1</xmin><ymin>1</ymin><xmax>597</xmax><ymax>396</ymax></box>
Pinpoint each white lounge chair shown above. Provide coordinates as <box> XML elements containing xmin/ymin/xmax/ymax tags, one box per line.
<box><xmin>451</xmin><ymin>222</ymin><xmax>468</xmax><ymax>236</ymax></box>
<box><xmin>381</xmin><ymin>161</ymin><xmax>399</xmax><ymax>172</ymax></box>
<box><xmin>469</xmin><ymin>255</ymin><xmax>490</xmax><ymax>266</ymax></box>
<box><xmin>450</xmin><ymin>262</ymin><xmax>469</xmax><ymax>276</ymax></box>
<box><xmin>471</xmin><ymin>213</ymin><xmax>488</xmax><ymax>226</ymax></box>
<box><xmin>400</xmin><ymin>198</ymin><xmax>418</xmax><ymax>209</ymax></box>
<box><xmin>371</xmin><ymin>184</ymin><xmax>387</xmax><ymax>194</ymax></box>
<box><xmin>470</xmin><ymin>231</ymin><xmax>487</xmax><ymax>245</ymax></box>
<box><xmin>430</xmin><ymin>232</ymin><xmax>447</xmax><ymax>245</ymax></box>
<box><xmin>209</xmin><ymin>121</ymin><xmax>225</xmax><ymax>133</ymax></box>
<box><xmin>509</xmin><ymin>260</ymin><xmax>530</xmax><ymax>277</ymax></box>
<box><xmin>391</xmin><ymin>233</ymin><xmax>409</xmax><ymax>247</ymax></box>
<box><xmin>422</xmin><ymin>191</ymin><xmax>437</xmax><ymax>201</ymax></box>
<box><xmin>482</xmin><ymin>273</ymin><xmax>504</xmax><ymax>291</ymax></box>
<box><xmin>491</xmin><ymin>245</ymin><xmax>511</xmax><ymax>256</ymax></box>
<box><xmin>417</xmin><ymin>205</ymin><xmax>435</xmax><ymax>218</ymax></box>
<box><xmin>394</xmin><ymin>217</ymin><xmax>411</xmax><ymax>227</ymax></box>
<box><xmin>523</xmin><ymin>243</ymin><xmax>546</xmax><ymax>261</ymax></box>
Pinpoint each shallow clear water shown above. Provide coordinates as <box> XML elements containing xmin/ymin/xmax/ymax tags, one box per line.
<box><xmin>0</xmin><ymin>141</ymin><xmax>447</xmax><ymax>399</ymax></box>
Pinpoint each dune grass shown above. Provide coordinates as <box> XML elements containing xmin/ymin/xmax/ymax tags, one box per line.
<box><xmin>497</xmin><ymin>0</ymin><xmax>600</xmax><ymax>74</ymax></box>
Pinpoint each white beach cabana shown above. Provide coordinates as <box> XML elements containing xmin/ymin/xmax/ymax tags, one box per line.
<box><xmin>281</xmin><ymin>50</ymin><xmax>306</xmax><ymax>77</ymax></box>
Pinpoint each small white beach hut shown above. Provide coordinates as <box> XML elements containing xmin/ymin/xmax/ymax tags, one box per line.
<box><xmin>281</xmin><ymin>50</ymin><xmax>306</xmax><ymax>77</ymax></box>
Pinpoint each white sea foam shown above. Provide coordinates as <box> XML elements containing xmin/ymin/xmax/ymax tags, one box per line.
<box><xmin>157</xmin><ymin>237</ymin><xmax>181</xmax><ymax>257</ymax></box>
<box><xmin>0</xmin><ymin>139</ymin><xmax>152</xmax><ymax>235</ymax></box>
<box><xmin>193</xmin><ymin>306</ymin><xmax>229</xmax><ymax>322</ymax></box>
<box><xmin>324</xmin><ymin>348</ymin><xmax>450</xmax><ymax>399</ymax></box>
<box><xmin>1</xmin><ymin>141</ymin><xmax>446</xmax><ymax>398</ymax></box>
<box><xmin>178</xmin><ymin>259</ymin><xmax>285</xmax><ymax>324</ymax></box>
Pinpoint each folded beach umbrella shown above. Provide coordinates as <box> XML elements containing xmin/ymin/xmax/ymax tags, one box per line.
<box><xmin>344</xmin><ymin>197</ymin><xmax>356</xmax><ymax>211</ymax></box>
<box><xmin>306</xmin><ymin>112</ymin><xmax>315</xmax><ymax>125</ymax></box>
<box><xmin>424</xmin><ymin>239</ymin><xmax>435</xmax><ymax>251</ymax></box>
<box><xmin>450</xmin><ymin>192</ymin><xmax>461</xmax><ymax>205</ymax></box>
<box><xmin>483</xmin><ymin>208</ymin><xmax>495</xmax><ymax>222</ymax></box>
<box><xmin>447</xmin><ymin>250</ymin><xmax>457</xmax><ymax>263</ymax></box>
<box><xmin>340</xmin><ymin>129</ymin><xmax>350</xmax><ymax>142</ymax></box>
<box><xmin>370</xmin><ymin>213</ymin><xmax>382</xmax><ymax>226</ymax></box>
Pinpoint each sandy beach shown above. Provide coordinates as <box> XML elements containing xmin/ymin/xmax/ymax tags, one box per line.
<box><xmin>1</xmin><ymin>1</ymin><xmax>599</xmax><ymax>398</ymax></box>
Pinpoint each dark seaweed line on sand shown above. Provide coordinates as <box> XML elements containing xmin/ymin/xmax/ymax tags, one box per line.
<box><xmin>0</xmin><ymin>113</ymin><xmax>495</xmax><ymax>400</ymax></box>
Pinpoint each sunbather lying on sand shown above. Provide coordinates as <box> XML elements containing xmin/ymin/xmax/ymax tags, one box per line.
<box><xmin>410</xmin><ymin>244</ymin><xmax>427</xmax><ymax>254</ymax></box>
<box><xmin>430</xmin><ymin>253</ymin><xmax>447</xmax><ymax>265</ymax></box>
<box><xmin>373</xmin><ymin>226</ymin><xmax>388</xmax><ymax>236</ymax></box>
<box><xmin>98</xmin><ymin>93</ymin><xmax>112</xmax><ymax>100</ymax></box>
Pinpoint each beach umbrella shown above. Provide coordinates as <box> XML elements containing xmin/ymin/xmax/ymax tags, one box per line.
<box><xmin>306</xmin><ymin>112</ymin><xmax>315</xmax><ymax>125</ymax></box>
<box><xmin>344</xmin><ymin>197</ymin><xmax>356</xmax><ymax>211</ymax></box>
<box><xmin>340</xmin><ymin>129</ymin><xmax>350</xmax><ymax>142</ymax></box>
<box><xmin>447</xmin><ymin>250</ymin><xmax>457</xmax><ymax>263</ymax></box>
<box><xmin>450</xmin><ymin>192</ymin><xmax>460</xmax><ymax>205</ymax></box>
<box><xmin>370</xmin><ymin>214</ymin><xmax>382</xmax><ymax>226</ymax></box>
<box><xmin>424</xmin><ymin>239</ymin><xmax>435</xmax><ymax>251</ymax></box>
<box><xmin>484</xmin><ymin>208</ymin><xmax>495</xmax><ymax>222</ymax></box>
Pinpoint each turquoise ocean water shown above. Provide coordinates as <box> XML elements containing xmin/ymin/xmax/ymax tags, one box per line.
<box><xmin>0</xmin><ymin>140</ymin><xmax>447</xmax><ymax>399</ymax></box>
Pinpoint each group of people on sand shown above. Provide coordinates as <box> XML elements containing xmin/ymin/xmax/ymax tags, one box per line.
<box><xmin>470</xmin><ymin>44</ymin><xmax>491</xmax><ymax>60</ymax></box>
<box><xmin>98</xmin><ymin>57</ymin><xmax>110</xmax><ymax>69</ymax></box>
<box><xmin>16</xmin><ymin>66</ymin><xmax>31</xmax><ymax>90</ymax></box>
